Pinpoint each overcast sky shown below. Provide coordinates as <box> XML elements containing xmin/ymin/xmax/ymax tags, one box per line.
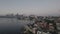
<box><xmin>0</xmin><ymin>0</ymin><xmax>60</xmax><ymax>16</ymax></box>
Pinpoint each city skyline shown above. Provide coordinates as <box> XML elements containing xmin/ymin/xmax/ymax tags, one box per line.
<box><xmin>0</xmin><ymin>0</ymin><xmax>60</xmax><ymax>16</ymax></box>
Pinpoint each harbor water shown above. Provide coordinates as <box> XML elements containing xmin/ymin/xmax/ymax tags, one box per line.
<box><xmin>0</xmin><ymin>18</ymin><xmax>34</xmax><ymax>34</ymax></box>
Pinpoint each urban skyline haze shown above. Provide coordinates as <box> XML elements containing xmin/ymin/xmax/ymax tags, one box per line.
<box><xmin>0</xmin><ymin>0</ymin><xmax>60</xmax><ymax>16</ymax></box>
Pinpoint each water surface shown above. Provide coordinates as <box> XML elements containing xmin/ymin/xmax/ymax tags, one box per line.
<box><xmin>0</xmin><ymin>18</ymin><xmax>33</xmax><ymax>34</ymax></box>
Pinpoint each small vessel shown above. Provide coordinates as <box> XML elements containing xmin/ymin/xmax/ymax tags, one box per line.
<box><xmin>17</xmin><ymin>17</ymin><xmax>21</xmax><ymax>20</ymax></box>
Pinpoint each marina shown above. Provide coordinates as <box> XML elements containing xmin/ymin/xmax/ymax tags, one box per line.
<box><xmin>0</xmin><ymin>15</ymin><xmax>60</xmax><ymax>34</ymax></box>
<box><xmin>0</xmin><ymin>0</ymin><xmax>60</xmax><ymax>34</ymax></box>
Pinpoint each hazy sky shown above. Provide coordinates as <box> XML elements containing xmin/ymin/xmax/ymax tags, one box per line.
<box><xmin>0</xmin><ymin>0</ymin><xmax>60</xmax><ymax>16</ymax></box>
